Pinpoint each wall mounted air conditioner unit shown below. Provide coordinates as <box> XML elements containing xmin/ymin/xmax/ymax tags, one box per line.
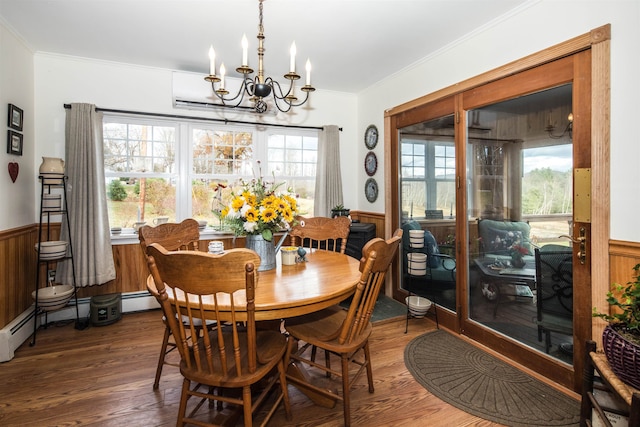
<box><xmin>172</xmin><ymin>71</ymin><xmax>276</xmax><ymax>116</ymax></box>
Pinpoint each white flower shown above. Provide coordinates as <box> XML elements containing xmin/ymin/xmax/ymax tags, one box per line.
<box><xmin>243</xmin><ymin>221</ymin><xmax>258</xmax><ymax>233</ymax></box>
<box><xmin>226</xmin><ymin>208</ymin><xmax>241</xmax><ymax>219</ymax></box>
<box><xmin>240</xmin><ymin>203</ymin><xmax>252</xmax><ymax>217</ymax></box>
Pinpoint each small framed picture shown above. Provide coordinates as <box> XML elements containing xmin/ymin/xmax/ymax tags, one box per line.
<box><xmin>7</xmin><ymin>130</ymin><xmax>23</xmax><ymax>155</ymax></box>
<box><xmin>8</xmin><ymin>104</ymin><xmax>23</xmax><ymax>131</ymax></box>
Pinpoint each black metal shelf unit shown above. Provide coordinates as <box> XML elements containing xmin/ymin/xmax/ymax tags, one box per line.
<box><xmin>32</xmin><ymin>176</ymin><xmax>80</xmax><ymax>346</ymax></box>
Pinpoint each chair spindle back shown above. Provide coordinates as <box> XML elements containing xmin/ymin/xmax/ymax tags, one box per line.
<box><xmin>338</xmin><ymin>229</ymin><xmax>402</xmax><ymax>344</ymax></box>
<box><xmin>289</xmin><ymin>216</ymin><xmax>351</xmax><ymax>254</ymax></box>
<box><xmin>146</xmin><ymin>244</ymin><xmax>262</xmax><ymax>376</ymax></box>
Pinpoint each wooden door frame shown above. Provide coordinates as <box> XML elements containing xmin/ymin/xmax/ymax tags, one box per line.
<box><xmin>385</xmin><ymin>25</ymin><xmax>610</xmax><ymax>392</ymax></box>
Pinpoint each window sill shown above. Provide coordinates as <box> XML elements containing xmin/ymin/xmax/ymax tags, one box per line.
<box><xmin>109</xmin><ymin>229</ymin><xmax>239</xmax><ymax>246</ymax></box>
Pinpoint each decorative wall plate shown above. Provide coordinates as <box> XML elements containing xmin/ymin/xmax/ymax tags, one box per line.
<box><xmin>365</xmin><ymin>178</ymin><xmax>378</xmax><ymax>203</ymax></box>
<box><xmin>364</xmin><ymin>124</ymin><xmax>378</xmax><ymax>149</ymax></box>
<box><xmin>364</xmin><ymin>151</ymin><xmax>377</xmax><ymax>176</ymax></box>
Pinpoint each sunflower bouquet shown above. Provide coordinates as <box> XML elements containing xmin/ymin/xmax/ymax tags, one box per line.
<box><xmin>219</xmin><ymin>173</ymin><xmax>298</xmax><ymax>241</ymax></box>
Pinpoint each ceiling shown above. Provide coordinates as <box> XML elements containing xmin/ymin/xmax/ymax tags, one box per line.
<box><xmin>0</xmin><ymin>0</ymin><xmax>529</xmax><ymax>93</ymax></box>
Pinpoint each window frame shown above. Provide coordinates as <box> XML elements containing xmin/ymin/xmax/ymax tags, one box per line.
<box><xmin>102</xmin><ymin>114</ymin><xmax>318</xmax><ymax>229</ymax></box>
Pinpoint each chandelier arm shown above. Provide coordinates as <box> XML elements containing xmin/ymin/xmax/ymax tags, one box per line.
<box><xmin>265</xmin><ymin>78</ymin><xmax>289</xmax><ymax>100</ymax></box>
<box><xmin>281</xmin><ymin>90</ymin><xmax>312</xmax><ymax>108</ymax></box>
<box><xmin>212</xmin><ymin>79</ymin><xmax>252</xmax><ymax>106</ymax></box>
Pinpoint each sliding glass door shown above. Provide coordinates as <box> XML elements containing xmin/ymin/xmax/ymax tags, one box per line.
<box><xmin>399</xmin><ymin>115</ymin><xmax>457</xmax><ymax>312</ymax></box>
<box><xmin>390</xmin><ymin>50</ymin><xmax>594</xmax><ymax>390</ymax></box>
<box><xmin>466</xmin><ymin>84</ymin><xmax>574</xmax><ymax>365</ymax></box>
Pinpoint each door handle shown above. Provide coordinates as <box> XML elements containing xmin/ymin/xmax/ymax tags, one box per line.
<box><xmin>559</xmin><ymin>227</ymin><xmax>586</xmax><ymax>265</ymax></box>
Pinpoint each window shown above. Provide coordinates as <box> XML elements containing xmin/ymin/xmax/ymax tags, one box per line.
<box><xmin>104</xmin><ymin>120</ymin><xmax>178</xmax><ymax>230</ymax></box>
<box><xmin>400</xmin><ymin>139</ymin><xmax>456</xmax><ymax>219</ymax></box>
<box><xmin>265</xmin><ymin>132</ymin><xmax>317</xmax><ymax>216</ymax></box>
<box><xmin>104</xmin><ymin>116</ymin><xmax>318</xmax><ymax>231</ymax></box>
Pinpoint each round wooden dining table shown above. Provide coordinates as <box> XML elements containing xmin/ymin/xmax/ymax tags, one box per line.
<box><xmin>146</xmin><ymin>248</ymin><xmax>363</xmax><ymax>409</ymax></box>
<box><xmin>146</xmin><ymin>249</ymin><xmax>363</xmax><ymax>321</ymax></box>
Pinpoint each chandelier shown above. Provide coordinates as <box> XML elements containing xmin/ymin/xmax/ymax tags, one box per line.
<box><xmin>204</xmin><ymin>0</ymin><xmax>315</xmax><ymax>114</ymax></box>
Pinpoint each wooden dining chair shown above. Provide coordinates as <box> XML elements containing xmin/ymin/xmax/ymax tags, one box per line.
<box><xmin>283</xmin><ymin>229</ymin><xmax>402</xmax><ymax>426</ymax></box>
<box><xmin>145</xmin><ymin>244</ymin><xmax>291</xmax><ymax>427</ymax></box>
<box><xmin>289</xmin><ymin>215</ymin><xmax>351</xmax><ymax>254</ymax></box>
<box><xmin>139</xmin><ymin>218</ymin><xmax>211</xmax><ymax>390</ymax></box>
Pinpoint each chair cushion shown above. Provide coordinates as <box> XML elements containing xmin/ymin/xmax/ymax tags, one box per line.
<box><xmin>424</xmin><ymin>230</ymin><xmax>440</xmax><ymax>268</ymax></box>
<box><xmin>478</xmin><ymin>219</ymin><xmax>532</xmax><ymax>256</ymax></box>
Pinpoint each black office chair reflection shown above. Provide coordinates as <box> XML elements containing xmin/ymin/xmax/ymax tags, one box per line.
<box><xmin>534</xmin><ymin>245</ymin><xmax>573</xmax><ymax>354</ymax></box>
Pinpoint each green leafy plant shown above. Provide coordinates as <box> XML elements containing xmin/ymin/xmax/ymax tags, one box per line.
<box><xmin>593</xmin><ymin>263</ymin><xmax>640</xmax><ymax>338</ymax></box>
<box><xmin>107</xmin><ymin>179</ymin><xmax>127</xmax><ymax>201</ymax></box>
<box><xmin>332</xmin><ymin>204</ymin><xmax>345</xmax><ymax>211</ymax></box>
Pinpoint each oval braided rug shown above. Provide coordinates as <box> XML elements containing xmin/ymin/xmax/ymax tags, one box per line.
<box><xmin>404</xmin><ymin>330</ymin><xmax>580</xmax><ymax>426</ymax></box>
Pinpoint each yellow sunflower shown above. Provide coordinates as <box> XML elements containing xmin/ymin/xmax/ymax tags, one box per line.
<box><xmin>283</xmin><ymin>194</ymin><xmax>297</xmax><ymax>212</ymax></box>
<box><xmin>261</xmin><ymin>195</ymin><xmax>276</xmax><ymax>208</ymax></box>
<box><xmin>282</xmin><ymin>207</ymin><xmax>294</xmax><ymax>222</ymax></box>
<box><xmin>245</xmin><ymin>208</ymin><xmax>258</xmax><ymax>222</ymax></box>
<box><xmin>242</xmin><ymin>191</ymin><xmax>256</xmax><ymax>207</ymax></box>
<box><xmin>274</xmin><ymin>197</ymin><xmax>288</xmax><ymax>213</ymax></box>
<box><xmin>231</xmin><ymin>197</ymin><xmax>245</xmax><ymax>211</ymax></box>
<box><xmin>260</xmin><ymin>207</ymin><xmax>277</xmax><ymax>223</ymax></box>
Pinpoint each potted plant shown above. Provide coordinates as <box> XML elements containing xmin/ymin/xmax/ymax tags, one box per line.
<box><xmin>593</xmin><ymin>263</ymin><xmax>640</xmax><ymax>389</ymax></box>
<box><xmin>331</xmin><ymin>204</ymin><xmax>350</xmax><ymax>218</ymax></box>
<box><xmin>439</xmin><ymin>234</ymin><xmax>456</xmax><ymax>257</ymax></box>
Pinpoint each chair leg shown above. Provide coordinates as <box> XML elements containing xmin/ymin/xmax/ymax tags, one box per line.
<box><xmin>278</xmin><ymin>359</ymin><xmax>292</xmax><ymax>420</ymax></box>
<box><xmin>364</xmin><ymin>342</ymin><xmax>374</xmax><ymax>393</ymax></box>
<box><xmin>545</xmin><ymin>330</ymin><xmax>552</xmax><ymax>353</ymax></box>
<box><xmin>325</xmin><ymin>348</ymin><xmax>332</xmax><ymax>378</ymax></box>
<box><xmin>242</xmin><ymin>385</ymin><xmax>253</xmax><ymax>427</ymax></box>
<box><xmin>154</xmin><ymin>325</ymin><xmax>172</xmax><ymax>389</ymax></box>
<box><xmin>341</xmin><ymin>354</ymin><xmax>351</xmax><ymax>427</ymax></box>
<box><xmin>177</xmin><ymin>378</ymin><xmax>190</xmax><ymax>427</ymax></box>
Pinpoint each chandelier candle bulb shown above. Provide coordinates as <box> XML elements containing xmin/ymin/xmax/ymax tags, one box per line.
<box><xmin>242</xmin><ymin>34</ymin><xmax>248</xmax><ymax>66</ymax></box>
<box><xmin>219</xmin><ymin>63</ymin><xmax>226</xmax><ymax>89</ymax></box>
<box><xmin>306</xmin><ymin>59</ymin><xmax>311</xmax><ymax>86</ymax></box>
<box><xmin>290</xmin><ymin>42</ymin><xmax>296</xmax><ymax>72</ymax></box>
<box><xmin>209</xmin><ymin>46</ymin><xmax>215</xmax><ymax>75</ymax></box>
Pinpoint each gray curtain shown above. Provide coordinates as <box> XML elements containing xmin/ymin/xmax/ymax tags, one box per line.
<box><xmin>56</xmin><ymin>103</ymin><xmax>116</xmax><ymax>287</ymax></box>
<box><xmin>314</xmin><ymin>125</ymin><xmax>343</xmax><ymax>217</ymax></box>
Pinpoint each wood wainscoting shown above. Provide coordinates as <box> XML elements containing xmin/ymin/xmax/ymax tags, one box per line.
<box><xmin>1</xmin><ymin>216</ymin><xmax>386</xmax><ymax>330</ymax></box>
<box><xmin>0</xmin><ymin>225</ymin><xmax>39</xmax><ymax>329</ymax></box>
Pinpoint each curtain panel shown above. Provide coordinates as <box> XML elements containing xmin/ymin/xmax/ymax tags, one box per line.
<box><xmin>56</xmin><ymin>103</ymin><xmax>116</xmax><ymax>287</ymax></box>
<box><xmin>314</xmin><ymin>125</ymin><xmax>343</xmax><ymax>217</ymax></box>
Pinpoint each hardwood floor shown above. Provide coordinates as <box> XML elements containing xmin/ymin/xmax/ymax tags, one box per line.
<box><xmin>0</xmin><ymin>309</ymin><xmax>505</xmax><ymax>426</ymax></box>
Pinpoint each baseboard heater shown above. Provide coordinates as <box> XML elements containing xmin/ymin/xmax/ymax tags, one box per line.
<box><xmin>0</xmin><ymin>291</ymin><xmax>159</xmax><ymax>362</ymax></box>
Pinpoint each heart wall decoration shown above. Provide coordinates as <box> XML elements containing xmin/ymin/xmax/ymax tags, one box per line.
<box><xmin>8</xmin><ymin>162</ymin><xmax>19</xmax><ymax>182</ymax></box>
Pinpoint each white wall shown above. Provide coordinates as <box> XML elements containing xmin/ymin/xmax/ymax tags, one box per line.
<box><xmin>32</xmin><ymin>53</ymin><xmax>358</xmax><ymax>224</ymax></box>
<box><xmin>356</xmin><ymin>0</ymin><xmax>640</xmax><ymax>241</ymax></box>
<box><xmin>5</xmin><ymin>0</ymin><xmax>640</xmax><ymax>241</ymax></box>
<box><xmin>0</xmin><ymin>21</ymin><xmax>35</xmax><ymax>231</ymax></box>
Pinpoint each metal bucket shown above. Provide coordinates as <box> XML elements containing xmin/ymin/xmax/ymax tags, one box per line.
<box><xmin>245</xmin><ymin>235</ymin><xmax>276</xmax><ymax>271</ymax></box>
